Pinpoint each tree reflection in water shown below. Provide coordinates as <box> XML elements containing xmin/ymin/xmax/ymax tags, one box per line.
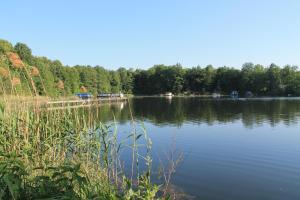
<box><xmin>69</xmin><ymin>97</ymin><xmax>300</xmax><ymax>129</ymax></box>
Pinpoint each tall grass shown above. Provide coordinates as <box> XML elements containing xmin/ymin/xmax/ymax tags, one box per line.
<box><xmin>0</xmin><ymin>100</ymin><xmax>167</xmax><ymax>199</ymax></box>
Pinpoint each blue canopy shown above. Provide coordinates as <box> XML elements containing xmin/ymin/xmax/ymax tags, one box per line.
<box><xmin>75</xmin><ymin>93</ymin><xmax>92</xmax><ymax>98</ymax></box>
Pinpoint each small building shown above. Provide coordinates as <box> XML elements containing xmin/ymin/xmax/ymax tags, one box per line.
<box><xmin>75</xmin><ymin>93</ymin><xmax>92</xmax><ymax>100</ymax></box>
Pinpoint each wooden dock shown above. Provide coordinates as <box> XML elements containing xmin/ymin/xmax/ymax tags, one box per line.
<box><xmin>45</xmin><ymin>97</ymin><xmax>127</xmax><ymax>110</ymax></box>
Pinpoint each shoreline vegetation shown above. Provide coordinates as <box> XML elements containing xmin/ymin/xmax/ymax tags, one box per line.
<box><xmin>0</xmin><ymin>97</ymin><xmax>187</xmax><ymax>199</ymax></box>
<box><xmin>0</xmin><ymin>103</ymin><xmax>148</xmax><ymax>199</ymax></box>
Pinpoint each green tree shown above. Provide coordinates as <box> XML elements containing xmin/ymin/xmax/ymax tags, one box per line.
<box><xmin>267</xmin><ymin>63</ymin><xmax>283</xmax><ymax>95</ymax></box>
<box><xmin>185</xmin><ymin>66</ymin><xmax>205</xmax><ymax>93</ymax></box>
<box><xmin>214</xmin><ymin>67</ymin><xmax>241</xmax><ymax>94</ymax></box>
<box><xmin>94</xmin><ymin>66</ymin><xmax>111</xmax><ymax>93</ymax></box>
<box><xmin>14</xmin><ymin>43</ymin><xmax>33</xmax><ymax>64</ymax></box>
<box><xmin>110</xmin><ymin>71</ymin><xmax>121</xmax><ymax>93</ymax></box>
<box><xmin>117</xmin><ymin>67</ymin><xmax>134</xmax><ymax>93</ymax></box>
<box><xmin>32</xmin><ymin>57</ymin><xmax>57</xmax><ymax>96</ymax></box>
<box><xmin>281</xmin><ymin>65</ymin><xmax>299</xmax><ymax>95</ymax></box>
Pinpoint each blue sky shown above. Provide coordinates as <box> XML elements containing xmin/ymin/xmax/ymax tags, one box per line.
<box><xmin>1</xmin><ymin>0</ymin><xmax>300</xmax><ymax>69</ymax></box>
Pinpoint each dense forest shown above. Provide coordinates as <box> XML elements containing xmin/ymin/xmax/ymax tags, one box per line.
<box><xmin>1</xmin><ymin>39</ymin><xmax>300</xmax><ymax>97</ymax></box>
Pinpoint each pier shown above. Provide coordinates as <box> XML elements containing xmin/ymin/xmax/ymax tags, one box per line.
<box><xmin>45</xmin><ymin>97</ymin><xmax>127</xmax><ymax>110</ymax></box>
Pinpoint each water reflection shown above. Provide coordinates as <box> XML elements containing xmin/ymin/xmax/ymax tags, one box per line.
<box><xmin>86</xmin><ymin>97</ymin><xmax>300</xmax><ymax>128</ymax></box>
<box><xmin>64</xmin><ymin>97</ymin><xmax>300</xmax><ymax>199</ymax></box>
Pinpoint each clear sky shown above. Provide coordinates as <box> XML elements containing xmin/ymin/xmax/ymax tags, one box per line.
<box><xmin>1</xmin><ymin>0</ymin><xmax>300</xmax><ymax>69</ymax></box>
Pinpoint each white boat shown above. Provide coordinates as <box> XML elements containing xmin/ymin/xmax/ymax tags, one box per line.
<box><xmin>164</xmin><ymin>92</ymin><xmax>173</xmax><ymax>97</ymax></box>
<box><xmin>212</xmin><ymin>93</ymin><xmax>221</xmax><ymax>98</ymax></box>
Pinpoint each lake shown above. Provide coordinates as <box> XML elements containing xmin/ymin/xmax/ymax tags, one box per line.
<box><xmin>95</xmin><ymin>97</ymin><xmax>300</xmax><ymax>200</ymax></box>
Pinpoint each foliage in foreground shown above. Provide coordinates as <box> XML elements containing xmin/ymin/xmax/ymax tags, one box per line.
<box><xmin>0</xmin><ymin>103</ymin><xmax>166</xmax><ymax>200</ymax></box>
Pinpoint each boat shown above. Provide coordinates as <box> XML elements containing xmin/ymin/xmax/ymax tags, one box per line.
<box><xmin>164</xmin><ymin>92</ymin><xmax>173</xmax><ymax>97</ymax></box>
<box><xmin>245</xmin><ymin>91</ymin><xmax>253</xmax><ymax>98</ymax></box>
<box><xmin>212</xmin><ymin>93</ymin><xmax>221</xmax><ymax>98</ymax></box>
<box><xmin>230</xmin><ymin>91</ymin><xmax>239</xmax><ymax>98</ymax></box>
<box><xmin>97</xmin><ymin>92</ymin><xmax>124</xmax><ymax>99</ymax></box>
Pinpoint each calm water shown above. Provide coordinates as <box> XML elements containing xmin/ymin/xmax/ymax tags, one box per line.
<box><xmin>98</xmin><ymin>97</ymin><xmax>300</xmax><ymax>200</ymax></box>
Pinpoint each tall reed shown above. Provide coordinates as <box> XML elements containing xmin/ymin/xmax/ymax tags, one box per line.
<box><xmin>0</xmin><ymin>99</ymin><xmax>166</xmax><ymax>199</ymax></box>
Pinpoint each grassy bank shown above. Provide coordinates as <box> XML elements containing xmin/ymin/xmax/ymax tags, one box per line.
<box><xmin>0</xmin><ymin>100</ymin><xmax>166</xmax><ymax>199</ymax></box>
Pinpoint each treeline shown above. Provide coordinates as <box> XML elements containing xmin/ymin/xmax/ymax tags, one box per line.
<box><xmin>134</xmin><ymin>63</ymin><xmax>300</xmax><ymax>96</ymax></box>
<box><xmin>0</xmin><ymin>39</ymin><xmax>133</xmax><ymax>96</ymax></box>
<box><xmin>1</xmin><ymin>39</ymin><xmax>300</xmax><ymax>97</ymax></box>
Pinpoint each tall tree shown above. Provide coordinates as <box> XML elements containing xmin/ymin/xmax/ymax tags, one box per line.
<box><xmin>14</xmin><ymin>43</ymin><xmax>33</xmax><ymax>64</ymax></box>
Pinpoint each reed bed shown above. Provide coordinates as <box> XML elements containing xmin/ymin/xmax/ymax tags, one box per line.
<box><xmin>0</xmin><ymin>101</ymin><xmax>165</xmax><ymax>199</ymax></box>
